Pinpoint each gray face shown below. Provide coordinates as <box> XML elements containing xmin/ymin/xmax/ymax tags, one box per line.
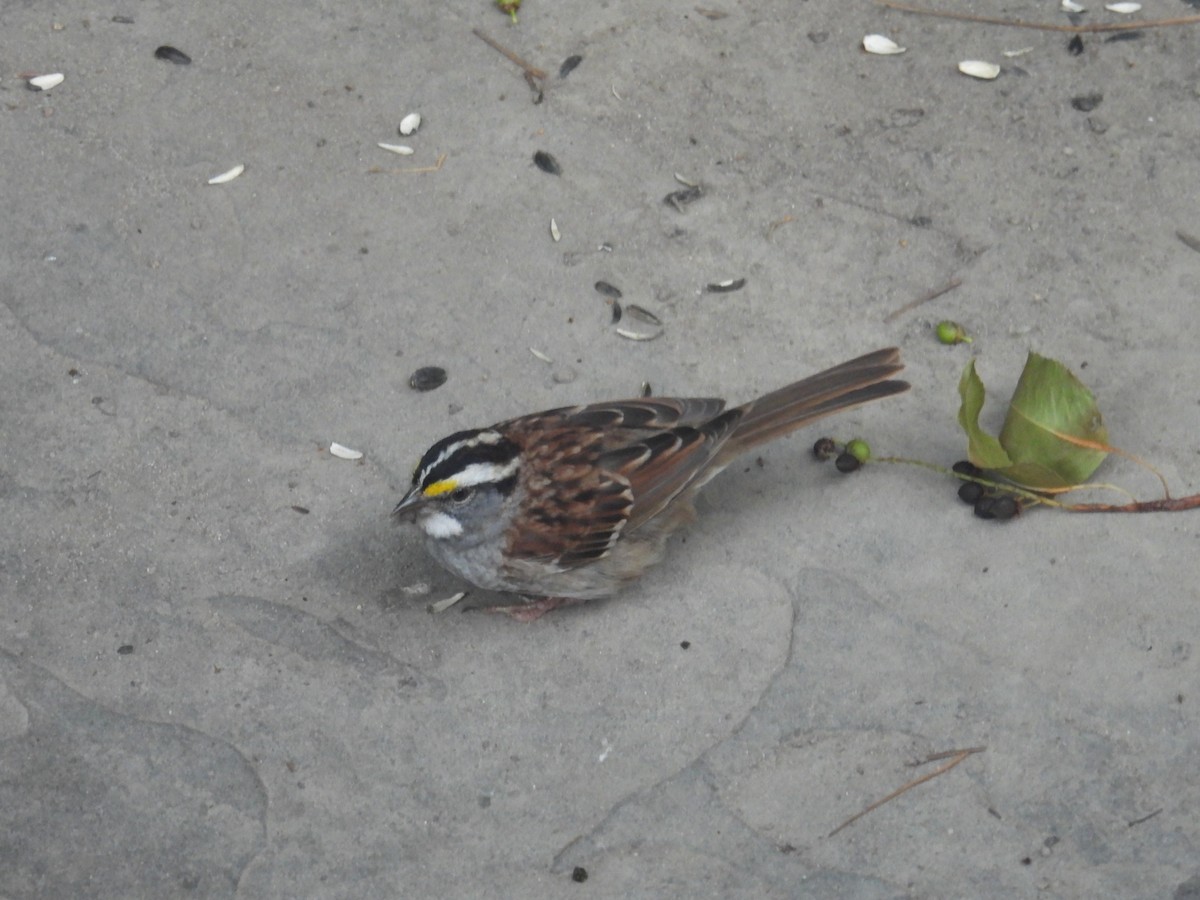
<box><xmin>391</xmin><ymin>427</ymin><xmax>522</xmax><ymax>549</ymax></box>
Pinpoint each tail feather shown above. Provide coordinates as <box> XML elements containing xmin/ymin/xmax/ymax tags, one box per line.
<box><xmin>725</xmin><ymin>347</ymin><xmax>908</xmax><ymax>452</ymax></box>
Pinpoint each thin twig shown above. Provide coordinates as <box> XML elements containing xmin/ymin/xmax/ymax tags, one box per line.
<box><xmin>875</xmin><ymin>0</ymin><xmax>1200</xmax><ymax>33</ymax></box>
<box><xmin>883</xmin><ymin>277</ymin><xmax>962</xmax><ymax>323</ymax></box>
<box><xmin>1127</xmin><ymin>808</ymin><xmax>1163</xmax><ymax>827</ymax></box>
<box><xmin>472</xmin><ymin>28</ymin><xmax>547</xmax><ymax>80</ymax></box>
<box><xmin>367</xmin><ymin>153</ymin><xmax>447</xmax><ymax>175</ymax></box>
<box><xmin>829</xmin><ymin>746</ymin><xmax>985</xmax><ymax>837</ymax></box>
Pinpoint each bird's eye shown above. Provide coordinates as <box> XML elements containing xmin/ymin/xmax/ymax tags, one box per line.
<box><xmin>449</xmin><ymin>487</ymin><xmax>474</xmax><ymax>504</ymax></box>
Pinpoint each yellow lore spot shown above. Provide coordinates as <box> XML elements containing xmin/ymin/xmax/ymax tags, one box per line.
<box><xmin>423</xmin><ymin>479</ymin><xmax>457</xmax><ymax>498</ymax></box>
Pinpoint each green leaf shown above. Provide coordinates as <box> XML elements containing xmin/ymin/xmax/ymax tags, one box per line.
<box><xmin>998</xmin><ymin>352</ymin><xmax>1108</xmax><ymax>489</ymax></box>
<box><xmin>956</xmin><ymin>359</ymin><xmax>1013</xmax><ymax>470</ymax></box>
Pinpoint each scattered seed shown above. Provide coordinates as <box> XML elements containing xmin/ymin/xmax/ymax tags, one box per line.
<box><xmin>207</xmin><ymin>164</ymin><xmax>245</xmax><ymax>185</ymax></box>
<box><xmin>1104</xmin><ymin>2</ymin><xmax>1140</xmax><ymax>12</ymax></box>
<box><xmin>706</xmin><ymin>278</ymin><xmax>746</xmax><ymax>293</ymax></box>
<box><xmin>664</xmin><ymin>184</ymin><xmax>702</xmax><ymax>211</ymax></box>
<box><xmin>377</xmin><ymin>142</ymin><xmax>415</xmax><ymax>155</ymax></box>
<box><xmin>673</xmin><ymin>172</ymin><xmax>699</xmax><ymax>187</ymax></box>
<box><xmin>624</xmin><ymin>304</ymin><xmax>663</xmax><ymax>326</ymax></box>
<box><xmin>154</xmin><ymin>45</ymin><xmax>192</xmax><ymax>65</ymax></box>
<box><xmin>1067</xmin><ymin>34</ymin><xmax>1085</xmax><ymax>55</ymax></box>
<box><xmin>615</xmin><ymin>327</ymin><xmax>662</xmax><ymax>341</ymax></box>
<box><xmin>1176</xmin><ymin>231</ymin><xmax>1200</xmax><ymax>253</ymax></box>
<box><xmin>529</xmin><ymin>347</ymin><xmax>553</xmax><ymax>363</ymax></box>
<box><xmin>1070</xmin><ymin>93</ymin><xmax>1103</xmax><ymax>112</ymax></box>
<box><xmin>550</xmin><ymin>218</ymin><xmax>561</xmax><ymax>242</ymax></box>
<box><xmin>112</xmin><ymin>15</ymin><xmax>135</xmax><ymax>23</ymax></box>
<box><xmin>117</xmin><ymin>644</ymin><xmax>135</xmax><ymax>655</ymax></box>
<box><xmin>291</xmin><ymin>505</ymin><xmax>311</xmax><ymax>514</ymax></box>
<box><xmin>640</xmin><ymin>382</ymin><xmax>652</xmax><ymax>397</ymax></box>
<box><xmin>533</xmin><ymin>150</ymin><xmax>562</xmax><ymax>175</ymax></box>
<box><xmin>1104</xmin><ymin>30</ymin><xmax>1143</xmax><ymax>42</ymax></box>
<box><xmin>958</xmin><ymin>60</ymin><xmax>1001</xmax><ymax>80</ymax></box>
<box><xmin>399</xmin><ymin>112</ymin><xmax>422</xmax><ymax>135</ymax></box>
<box><xmin>571</xmin><ymin>867</ymin><xmax>589</xmax><ymax>883</ymax></box>
<box><xmin>330</xmin><ymin>442</ymin><xmax>364</xmax><ymax>460</ymax></box>
<box><xmin>428</xmin><ymin>591</ymin><xmax>467</xmax><ymax>614</ymax></box>
<box><xmin>1002</xmin><ymin>47</ymin><xmax>1035</xmax><ymax>58</ymax></box>
<box><xmin>409</xmin><ymin>366</ymin><xmax>448</xmax><ymax>391</ymax></box>
<box><xmin>696</xmin><ymin>8</ymin><xmax>729</xmax><ymax>19</ymax></box>
<box><xmin>1061</xmin><ymin>0</ymin><xmax>1085</xmax><ymax>10</ymax></box>
<box><xmin>862</xmin><ymin>34</ymin><xmax>906</xmax><ymax>55</ymax></box>
<box><xmin>27</xmin><ymin>73</ymin><xmax>65</xmax><ymax>91</ymax></box>
<box><xmin>611</xmin><ymin>83</ymin><xmax>622</xmax><ymax>100</ymax></box>
<box><xmin>610</xmin><ymin>300</ymin><xmax>623</xmax><ymax>324</ymax></box>
<box><xmin>559</xmin><ymin>55</ymin><xmax>583</xmax><ymax>78</ymax></box>
<box><xmin>594</xmin><ymin>280</ymin><xmax>623</xmax><ymax>299</ymax></box>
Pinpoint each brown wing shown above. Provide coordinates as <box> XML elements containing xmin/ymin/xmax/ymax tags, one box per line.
<box><xmin>501</xmin><ymin>398</ymin><xmax>738</xmax><ymax>570</ymax></box>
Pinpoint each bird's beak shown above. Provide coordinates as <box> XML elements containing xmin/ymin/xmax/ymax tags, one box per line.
<box><xmin>390</xmin><ymin>487</ymin><xmax>425</xmax><ymax>520</ymax></box>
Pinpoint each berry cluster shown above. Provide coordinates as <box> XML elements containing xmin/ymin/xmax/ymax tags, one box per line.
<box><xmin>952</xmin><ymin>461</ymin><xmax>1020</xmax><ymax>520</ymax></box>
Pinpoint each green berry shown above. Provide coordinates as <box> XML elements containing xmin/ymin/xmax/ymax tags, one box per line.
<box><xmin>845</xmin><ymin>438</ymin><xmax>871</xmax><ymax>464</ymax></box>
<box><xmin>936</xmin><ymin>320</ymin><xmax>973</xmax><ymax>345</ymax></box>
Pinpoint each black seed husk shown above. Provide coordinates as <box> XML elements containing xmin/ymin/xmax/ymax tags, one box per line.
<box><xmin>594</xmin><ymin>280</ymin><xmax>622</xmax><ymax>299</ymax></box>
<box><xmin>1070</xmin><ymin>93</ymin><xmax>1103</xmax><ymax>112</ymax></box>
<box><xmin>624</xmin><ymin>304</ymin><xmax>662</xmax><ymax>326</ymax></box>
<box><xmin>409</xmin><ymin>366</ymin><xmax>448</xmax><ymax>392</ymax></box>
<box><xmin>664</xmin><ymin>184</ymin><xmax>702</xmax><ymax>211</ymax></box>
<box><xmin>154</xmin><ymin>45</ymin><xmax>192</xmax><ymax>65</ymax></box>
<box><xmin>1067</xmin><ymin>35</ymin><xmax>1084</xmax><ymax>56</ymax></box>
<box><xmin>533</xmin><ymin>150</ymin><xmax>562</xmax><ymax>175</ymax></box>
<box><xmin>610</xmin><ymin>300</ymin><xmax>623</xmax><ymax>324</ymax></box>
<box><xmin>559</xmin><ymin>55</ymin><xmax>583</xmax><ymax>78</ymax></box>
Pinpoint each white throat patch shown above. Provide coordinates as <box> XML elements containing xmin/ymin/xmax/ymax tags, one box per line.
<box><xmin>420</xmin><ymin>509</ymin><xmax>464</xmax><ymax>539</ymax></box>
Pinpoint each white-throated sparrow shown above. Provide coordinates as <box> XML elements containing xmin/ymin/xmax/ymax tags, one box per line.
<box><xmin>392</xmin><ymin>347</ymin><xmax>908</xmax><ymax>619</ymax></box>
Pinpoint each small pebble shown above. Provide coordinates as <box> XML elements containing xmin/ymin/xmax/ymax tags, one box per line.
<box><xmin>409</xmin><ymin>366</ymin><xmax>448</xmax><ymax>392</ymax></box>
<box><xmin>154</xmin><ymin>45</ymin><xmax>192</xmax><ymax>65</ymax></box>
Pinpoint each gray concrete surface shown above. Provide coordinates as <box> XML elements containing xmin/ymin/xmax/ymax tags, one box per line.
<box><xmin>3</xmin><ymin>1</ymin><xmax>1200</xmax><ymax>897</ymax></box>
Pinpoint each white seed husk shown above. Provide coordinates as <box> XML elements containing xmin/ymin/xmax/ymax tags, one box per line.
<box><xmin>673</xmin><ymin>172</ymin><xmax>699</xmax><ymax>187</ymax></box>
<box><xmin>615</xmin><ymin>327</ymin><xmax>663</xmax><ymax>341</ymax></box>
<box><xmin>958</xmin><ymin>60</ymin><xmax>1001</xmax><ymax>80</ymax></box>
<box><xmin>28</xmin><ymin>72</ymin><xmax>65</xmax><ymax>91</ymax></box>
<box><xmin>863</xmin><ymin>34</ymin><xmax>906</xmax><ymax>55</ymax></box>
<box><xmin>1061</xmin><ymin>0</ymin><xmax>1085</xmax><ymax>11</ymax></box>
<box><xmin>1104</xmin><ymin>2</ymin><xmax>1140</xmax><ymax>12</ymax></box>
<box><xmin>399</xmin><ymin>112</ymin><xmax>422</xmax><ymax>135</ymax></box>
<box><xmin>428</xmin><ymin>592</ymin><xmax>466</xmax><ymax>614</ymax></box>
<box><xmin>377</xmin><ymin>142</ymin><xmax>415</xmax><ymax>155</ymax></box>
<box><xmin>207</xmin><ymin>164</ymin><xmax>245</xmax><ymax>185</ymax></box>
<box><xmin>1003</xmin><ymin>47</ymin><xmax>1035</xmax><ymax>58</ymax></box>
<box><xmin>529</xmin><ymin>347</ymin><xmax>553</xmax><ymax>363</ymax></box>
<box><xmin>550</xmin><ymin>218</ymin><xmax>561</xmax><ymax>242</ymax></box>
<box><xmin>329</xmin><ymin>442</ymin><xmax>363</xmax><ymax>460</ymax></box>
